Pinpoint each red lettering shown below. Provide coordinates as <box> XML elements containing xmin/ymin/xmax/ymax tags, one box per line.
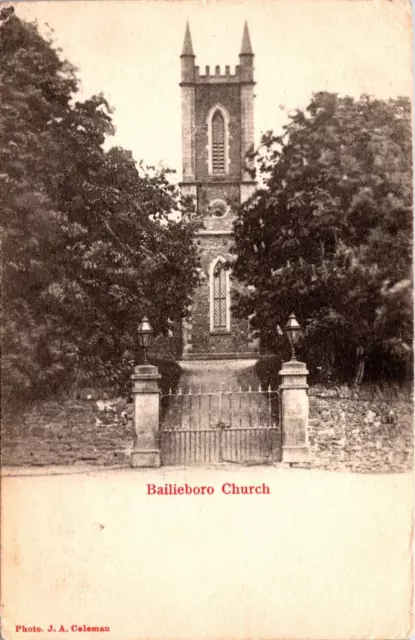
<box><xmin>146</xmin><ymin>484</ymin><xmax>156</xmax><ymax>494</ymax></box>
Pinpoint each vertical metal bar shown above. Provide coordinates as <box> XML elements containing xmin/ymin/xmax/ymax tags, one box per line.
<box><xmin>198</xmin><ymin>389</ymin><xmax>202</xmax><ymax>431</ymax></box>
<box><xmin>181</xmin><ymin>426</ymin><xmax>184</xmax><ymax>464</ymax></box>
<box><xmin>239</xmin><ymin>387</ymin><xmax>242</xmax><ymax>429</ymax></box>
<box><xmin>219</xmin><ymin>426</ymin><xmax>224</xmax><ymax>462</ymax></box>
<box><xmin>189</xmin><ymin>388</ymin><xmax>193</xmax><ymax>431</ymax></box>
<box><xmin>178</xmin><ymin>388</ymin><xmax>183</xmax><ymax>464</ymax></box>
<box><xmin>229</xmin><ymin>389</ymin><xmax>233</xmax><ymax>428</ymax></box>
<box><xmin>207</xmin><ymin>393</ymin><xmax>216</xmax><ymax>462</ymax></box>
<box><xmin>188</xmin><ymin>430</ymin><xmax>191</xmax><ymax>465</ymax></box>
<box><xmin>248</xmin><ymin>384</ymin><xmax>252</xmax><ymax>427</ymax></box>
<box><xmin>173</xmin><ymin>432</ymin><xmax>176</xmax><ymax>465</ymax></box>
<box><xmin>268</xmin><ymin>385</ymin><xmax>272</xmax><ymax>427</ymax></box>
<box><xmin>168</xmin><ymin>387</ymin><xmax>172</xmax><ymax>430</ymax></box>
<box><xmin>249</xmin><ymin>421</ymin><xmax>253</xmax><ymax>458</ymax></box>
<box><xmin>246</xmin><ymin>428</ymin><xmax>250</xmax><ymax>462</ymax></box>
<box><xmin>193</xmin><ymin>427</ymin><xmax>196</xmax><ymax>464</ymax></box>
<box><xmin>180</xmin><ymin>431</ymin><xmax>183</xmax><ymax>465</ymax></box>
<box><xmin>178</xmin><ymin>387</ymin><xmax>183</xmax><ymax>430</ymax></box>
<box><xmin>258</xmin><ymin>384</ymin><xmax>262</xmax><ymax>427</ymax></box>
<box><xmin>163</xmin><ymin>432</ymin><xmax>166</xmax><ymax>465</ymax></box>
<box><xmin>219</xmin><ymin>385</ymin><xmax>223</xmax><ymax>424</ymax></box>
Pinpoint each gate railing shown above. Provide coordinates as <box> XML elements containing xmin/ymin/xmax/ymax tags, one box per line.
<box><xmin>160</xmin><ymin>385</ymin><xmax>280</xmax><ymax>465</ymax></box>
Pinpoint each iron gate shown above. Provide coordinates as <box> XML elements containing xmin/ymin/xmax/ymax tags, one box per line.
<box><xmin>159</xmin><ymin>386</ymin><xmax>281</xmax><ymax>465</ymax></box>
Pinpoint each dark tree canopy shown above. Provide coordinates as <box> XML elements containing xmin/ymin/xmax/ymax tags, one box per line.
<box><xmin>1</xmin><ymin>7</ymin><xmax>199</xmax><ymax>401</ymax></box>
<box><xmin>232</xmin><ymin>92</ymin><xmax>412</xmax><ymax>382</ymax></box>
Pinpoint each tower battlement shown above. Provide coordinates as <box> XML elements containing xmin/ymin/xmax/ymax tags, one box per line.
<box><xmin>181</xmin><ymin>21</ymin><xmax>254</xmax><ymax>85</ymax></box>
<box><xmin>195</xmin><ymin>65</ymin><xmax>241</xmax><ymax>84</ymax></box>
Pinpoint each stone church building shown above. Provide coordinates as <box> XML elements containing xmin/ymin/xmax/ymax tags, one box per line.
<box><xmin>179</xmin><ymin>22</ymin><xmax>259</xmax><ymax>361</ymax></box>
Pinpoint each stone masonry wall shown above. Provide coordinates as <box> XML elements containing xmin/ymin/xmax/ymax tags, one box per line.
<box><xmin>1</xmin><ymin>385</ymin><xmax>412</xmax><ymax>472</ymax></box>
<box><xmin>195</xmin><ymin>84</ymin><xmax>241</xmax><ymax>178</ymax></box>
<box><xmin>190</xmin><ymin>234</ymin><xmax>254</xmax><ymax>355</ymax></box>
<box><xmin>198</xmin><ymin>182</ymin><xmax>240</xmax><ymax>233</ymax></box>
<box><xmin>304</xmin><ymin>386</ymin><xmax>413</xmax><ymax>473</ymax></box>
<box><xmin>1</xmin><ymin>395</ymin><xmax>135</xmax><ymax>467</ymax></box>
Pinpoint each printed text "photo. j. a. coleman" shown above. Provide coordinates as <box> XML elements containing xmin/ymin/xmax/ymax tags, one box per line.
<box><xmin>15</xmin><ymin>625</ymin><xmax>110</xmax><ymax>633</ymax></box>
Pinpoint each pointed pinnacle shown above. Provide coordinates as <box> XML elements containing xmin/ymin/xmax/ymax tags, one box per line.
<box><xmin>240</xmin><ymin>21</ymin><xmax>253</xmax><ymax>55</ymax></box>
<box><xmin>182</xmin><ymin>21</ymin><xmax>195</xmax><ymax>56</ymax></box>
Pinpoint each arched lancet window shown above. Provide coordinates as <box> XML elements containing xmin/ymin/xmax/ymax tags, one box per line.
<box><xmin>210</xmin><ymin>257</ymin><xmax>230</xmax><ymax>332</ymax></box>
<box><xmin>211</xmin><ymin>110</ymin><xmax>226</xmax><ymax>174</ymax></box>
<box><xmin>213</xmin><ymin>262</ymin><xmax>227</xmax><ymax>329</ymax></box>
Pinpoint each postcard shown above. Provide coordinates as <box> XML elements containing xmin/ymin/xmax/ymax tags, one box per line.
<box><xmin>1</xmin><ymin>1</ymin><xmax>413</xmax><ymax>638</ymax></box>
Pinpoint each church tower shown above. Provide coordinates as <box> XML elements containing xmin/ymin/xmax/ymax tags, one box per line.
<box><xmin>180</xmin><ymin>22</ymin><xmax>258</xmax><ymax>360</ymax></box>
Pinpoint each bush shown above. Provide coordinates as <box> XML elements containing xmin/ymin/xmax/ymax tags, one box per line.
<box><xmin>255</xmin><ymin>355</ymin><xmax>283</xmax><ymax>391</ymax></box>
<box><xmin>256</xmin><ymin>350</ymin><xmax>337</xmax><ymax>388</ymax></box>
<box><xmin>149</xmin><ymin>357</ymin><xmax>182</xmax><ymax>396</ymax></box>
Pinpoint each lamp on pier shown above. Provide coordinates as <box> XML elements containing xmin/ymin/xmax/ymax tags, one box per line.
<box><xmin>284</xmin><ymin>312</ymin><xmax>301</xmax><ymax>361</ymax></box>
<box><xmin>137</xmin><ymin>316</ymin><xmax>153</xmax><ymax>364</ymax></box>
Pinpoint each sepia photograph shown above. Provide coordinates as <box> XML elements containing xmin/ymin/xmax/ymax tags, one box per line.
<box><xmin>1</xmin><ymin>0</ymin><xmax>413</xmax><ymax>638</ymax></box>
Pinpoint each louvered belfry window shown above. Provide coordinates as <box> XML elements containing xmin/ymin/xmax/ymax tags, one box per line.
<box><xmin>211</xmin><ymin>111</ymin><xmax>226</xmax><ymax>174</ymax></box>
<box><xmin>213</xmin><ymin>262</ymin><xmax>227</xmax><ymax>328</ymax></box>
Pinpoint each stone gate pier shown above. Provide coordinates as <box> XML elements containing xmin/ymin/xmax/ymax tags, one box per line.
<box><xmin>130</xmin><ymin>364</ymin><xmax>161</xmax><ymax>467</ymax></box>
<box><xmin>279</xmin><ymin>359</ymin><xmax>310</xmax><ymax>464</ymax></box>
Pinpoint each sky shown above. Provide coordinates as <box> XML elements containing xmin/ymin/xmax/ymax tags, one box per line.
<box><xmin>16</xmin><ymin>0</ymin><xmax>412</xmax><ymax>177</ymax></box>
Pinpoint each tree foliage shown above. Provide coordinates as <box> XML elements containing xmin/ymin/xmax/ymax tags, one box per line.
<box><xmin>1</xmin><ymin>6</ymin><xmax>199</xmax><ymax>402</ymax></box>
<box><xmin>232</xmin><ymin>92</ymin><xmax>412</xmax><ymax>381</ymax></box>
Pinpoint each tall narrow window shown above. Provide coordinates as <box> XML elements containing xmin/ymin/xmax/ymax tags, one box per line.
<box><xmin>211</xmin><ymin>110</ymin><xmax>225</xmax><ymax>174</ymax></box>
<box><xmin>213</xmin><ymin>262</ymin><xmax>227</xmax><ymax>329</ymax></box>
